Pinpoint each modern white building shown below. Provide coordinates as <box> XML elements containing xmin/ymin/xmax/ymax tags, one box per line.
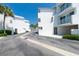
<box><xmin>13</xmin><ymin>15</ymin><xmax>31</xmax><ymax>34</ymax></box>
<box><xmin>38</xmin><ymin>8</ymin><xmax>54</xmax><ymax>37</ymax></box>
<box><xmin>54</xmin><ymin>3</ymin><xmax>79</xmax><ymax>35</ymax></box>
<box><xmin>0</xmin><ymin>13</ymin><xmax>31</xmax><ymax>34</ymax></box>
<box><xmin>38</xmin><ymin>3</ymin><xmax>79</xmax><ymax>37</ymax></box>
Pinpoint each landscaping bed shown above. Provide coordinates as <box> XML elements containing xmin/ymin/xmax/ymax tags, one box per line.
<box><xmin>63</xmin><ymin>34</ymin><xmax>79</xmax><ymax>41</ymax></box>
<box><xmin>0</xmin><ymin>30</ymin><xmax>12</xmax><ymax>37</ymax></box>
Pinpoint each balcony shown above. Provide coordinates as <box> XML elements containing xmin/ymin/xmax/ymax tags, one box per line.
<box><xmin>58</xmin><ymin>4</ymin><xmax>75</xmax><ymax>16</ymax></box>
<box><xmin>59</xmin><ymin>3</ymin><xmax>71</xmax><ymax>13</ymax></box>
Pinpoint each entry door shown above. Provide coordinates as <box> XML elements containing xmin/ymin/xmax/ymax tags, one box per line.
<box><xmin>15</xmin><ymin>28</ymin><xmax>17</xmax><ymax>33</ymax></box>
<box><xmin>54</xmin><ymin>27</ymin><xmax>57</xmax><ymax>34</ymax></box>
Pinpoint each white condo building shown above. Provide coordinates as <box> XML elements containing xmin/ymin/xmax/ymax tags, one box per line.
<box><xmin>54</xmin><ymin>3</ymin><xmax>79</xmax><ymax>35</ymax></box>
<box><xmin>38</xmin><ymin>8</ymin><xmax>54</xmax><ymax>37</ymax></box>
<box><xmin>38</xmin><ymin>3</ymin><xmax>79</xmax><ymax>37</ymax></box>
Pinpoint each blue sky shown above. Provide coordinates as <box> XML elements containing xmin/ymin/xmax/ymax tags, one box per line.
<box><xmin>4</xmin><ymin>3</ymin><xmax>56</xmax><ymax>24</ymax></box>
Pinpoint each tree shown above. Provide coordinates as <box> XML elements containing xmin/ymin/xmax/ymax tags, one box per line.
<box><xmin>0</xmin><ymin>4</ymin><xmax>14</xmax><ymax>34</ymax></box>
<box><xmin>30</xmin><ymin>23</ymin><xmax>38</xmax><ymax>29</ymax></box>
<box><xmin>0</xmin><ymin>4</ymin><xmax>5</xmax><ymax>14</ymax></box>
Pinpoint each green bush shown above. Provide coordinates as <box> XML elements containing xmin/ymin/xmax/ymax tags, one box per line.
<box><xmin>0</xmin><ymin>33</ymin><xmax>7</xmax><ymax>37</ymax></box>
<box><xmin>0</xmin><ymin>30</ymin><xmax>12</xmax><ymax>35</ymax></box>
<box><xmin>5</xmin><ymin>30</ymin><xmax>12</xmax><ymax>35</ymax></box>
<box><xmin>0</xmin><ymin>30</ymin><xmax>4</xmax><ymax>34</ymax></box>
<box><xmin>63</xmin><ymin>34</ymin><xmax>79</xmax><ymax>41</ymax></box>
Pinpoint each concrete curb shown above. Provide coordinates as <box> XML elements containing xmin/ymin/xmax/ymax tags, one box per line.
<box><xmin>0</xmin><ymin>37</ymin><xmax>5</xmax><ymax>39</ymax></box>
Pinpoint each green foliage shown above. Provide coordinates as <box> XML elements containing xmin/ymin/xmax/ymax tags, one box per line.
<box><xmin>0</xmin><ymin>33</ymin><xmax>7</xmax><ymax>37</ymax></box>
<box><xmin>0</xmin><ymin>30</ymin><xmax>12</xmax><ymax>35</ymax></box>
<box><xmin>0</xmin><ymin>4</ymin><xmax>14</xmax><ymax>17</ymax></box>
<box><xmin>63</xmin><ymin>34</ymin><xmax>79</xmax><ymax>41</ymax></box>
<box><xmin>5</xmin><ymin>30</ymin><xmax>12</xmax><ymax>35</ymax></box>
<box><xmin>30</xmin><ymin>24</ymin><xmax>38</xmax><ymax>29</ymax></box>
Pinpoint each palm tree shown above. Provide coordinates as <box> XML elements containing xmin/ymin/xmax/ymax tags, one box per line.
<box><xmin>0</xmin><ymin>4</ymin><xmax>14</xmax><ymax>34</ymax></box>
<box><xmin>0</xmin><ymin>4</ymin><xmax>5</xmax><ymax>14</ymax></box>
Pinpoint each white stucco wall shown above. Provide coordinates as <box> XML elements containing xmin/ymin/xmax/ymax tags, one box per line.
<box><xmin>0</xmin><ymin>13</ymin><xmax>4</xmax><ymax>30</ymax></box>
<box><xmin>71</xmin><ymin>29</ymin><xmax>79</xmax><ymax>35</ymax></box>
<box><xmin>38</xmin><ymin>9</ymin><xmax>54</xmax><ymax>37</ymax></box>
<box><xmin>5</xmin><ymin>16</ymin><xmax>14</xmax><ymax>30</ymax></box>
<box><xmin>71</xmin><ymin>3</ymin><xmax>79</xmax><ymax>24</ymax></box>
<box><xmin>13</xmin><ymin>18</ymin><xmax>30</xmax><ymax>34</ymax></box>
<box><xmin>0</xmin><ymin>14</ymin><xmax>31</xmax><ymax>34</ymax></box>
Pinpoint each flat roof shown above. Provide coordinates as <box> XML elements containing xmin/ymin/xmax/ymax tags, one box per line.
<box><xmin>38</xmin><ymin>8</ymin><xmax>53</xmax><ymax>12</ymax></box>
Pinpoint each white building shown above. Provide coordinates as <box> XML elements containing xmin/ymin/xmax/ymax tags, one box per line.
<box><xmin>0</xmin><ymin>13</ymin><xmax>14</xmax><ymax>32</ymax></box>
<box><xmin>0</xmin><ymin>14</ymin><xmax>31</xmax><ymax>34</ymax></box>
<box><xmin>54</xmin><ymin>3</ymin><xmax>79</xmax><ymax>35</ymax></box>
<box><xmin>13</xmin><ymin>15</ymin><xmax>31</xmax><ymax>34</ymax></box>
<box><xmin>38</xmin><ymin>8</ymin><xmax>54</xmax><ymax>37</ymax></box>
<box><xmin>0</xmin><ymin>13</ymin><xmax>5</xmax><ymax>30</ymax></box>
<box><xmin>38</xmin><ymin>3</ymin><xmax>79</xmax><ymax>37</ymax></box>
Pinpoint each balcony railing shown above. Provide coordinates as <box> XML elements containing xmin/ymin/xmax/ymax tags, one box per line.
<box><xmin>59</xmin><ymin>3</ymin><xmax>71</xmax><ymax>13</ymax></box>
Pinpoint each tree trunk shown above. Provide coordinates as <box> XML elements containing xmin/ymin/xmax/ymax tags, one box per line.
<box><xmin>3</xmin><ymin>12</ymin><xmax>6</xmax><ymax>34</ymax></box>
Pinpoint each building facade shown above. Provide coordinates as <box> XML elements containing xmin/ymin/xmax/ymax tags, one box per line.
<box><xmin>13</xmin><ymin>15</ymin><xmax>31</xmax><ymax>34</ymax></box>
<box><xmin>54</xmin><ymin>3</ymin><xmax>79</xmax><ymax>35</ymax></box>
<box><xmin>38</xmin><ymin>3</ymin><xmax>79</xmax><ymax>37</ymax></box>
<box><xmin>0</xmin><ymin>14</ymin><xmax>31</xmax><ymax>34</ymax></box>
<box><xmin>38</xmin><ymin>8</ymin><xmax>54</xmax><ymax>37</ymax></box>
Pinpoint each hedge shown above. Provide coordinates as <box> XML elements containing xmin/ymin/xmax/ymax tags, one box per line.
<box><xmin>63</xmin><ymin>34</ymin><xmax>79</xmax><ymax>41</ymax></box>
<box><xmin>0</xmin><ymin>33</ymin><xmax>7</xmax><ymax>37</ymax></box>
<box><xmin>0</xmin><ymin>30</ymin><xmax>12</xmax><ymax>35</ymax></box>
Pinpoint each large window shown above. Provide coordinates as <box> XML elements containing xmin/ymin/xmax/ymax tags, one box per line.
<box><xmin>60</xmin><ymin>16</ymin><xmax>65</xmax><ymax>24</ymax></box>
<box><xmin>51</xmin><ymin>17</ymin><xmax>53</xmax><ymax>23</ymax></box>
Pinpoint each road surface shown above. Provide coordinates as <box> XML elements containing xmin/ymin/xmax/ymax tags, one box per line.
<box><xmin>0</xmin><ymin>32</ymin><xmax>79</xmax><ymax>56</ymax></box>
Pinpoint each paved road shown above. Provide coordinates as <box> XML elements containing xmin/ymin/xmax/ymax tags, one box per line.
<box><xmin>0</xmin><ymin>32</ymin><xmax>79</xmax><ymax>56</ymax></box>
<box><xmin>0</xmin><ymin>33</ymin><xmax>62</xmax><ymax>56</ymax></box>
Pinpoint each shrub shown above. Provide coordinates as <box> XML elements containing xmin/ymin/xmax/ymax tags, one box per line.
<box><xmin>0</xmin><ymin>30</ymin><xmax>12</xmax><ymax>35</ymax></box>
<box><xmin>63</xmin><ymin>34</ymin><xmax>79</xmax><ymax>41</ymax></box>
<box><xmin>0</xmin><ymin>30</ymin><xmax>4</xmax><ymax>34</ymax></box>
<box><xmin>5</xmin><ymin>30</ymin><xmax>12</xmax><ymax>35</ymax></box>
<box><xmin>0</xmin><ymin>33</ymin><xmax>7</xmax><ymax>37</ymax></box>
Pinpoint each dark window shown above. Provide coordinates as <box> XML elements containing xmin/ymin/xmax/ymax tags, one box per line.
<box><xmin>51</xmin><ymin>17</ymin><xmax>53</xmax><ymax>23</ymax></box>
<box><xmin>39</xmin><ymin>27</ymin><xmax>42</xmax><ymax>30</ymax></box>
<box><xmin>70</xmin><ymin>11</ymin><xmax>74</xmax><ymax>15</ymax></box>
<box><xmin>60</xmin><ymin>16</ymin><xmax>65</xmax><ymax>24</ymax></box>
<box><xmin>54</xmin><ymin>27</ymin><xmax>57</xmax><ymax>34</ymax></box>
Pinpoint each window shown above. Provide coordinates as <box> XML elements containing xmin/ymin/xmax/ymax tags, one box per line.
<box><xmin>70</xmin><ymin>11</ymin><xmax>74</xmax><ymax>15</ymax></box>
<box><xmin>10</xmin><ymin>20</ymin><xmax>12</xmax><ymax>23</ymax></box>
<box><xmin>51</xmin><ymin>17</ymin><xmax>53</xmax><ymax>23</ymax></box>
<box><xmin>39</xmin><ymin>27</ymin><xmax>42</xmax><ymax>30</ymax></box>
<box><xmin>54</xmin><ymin>27</ymin><xmax>57</xmax><ymax>34</ymax></box>
<box><xmin>38</xmin><ymin>18</ymin><xmax>41</xmax><ymax>22</ymax></box>
<box><xmin>60</xmin><ymin>16</ymin><xmax>65</xmax><ymax>24</ymax></box>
